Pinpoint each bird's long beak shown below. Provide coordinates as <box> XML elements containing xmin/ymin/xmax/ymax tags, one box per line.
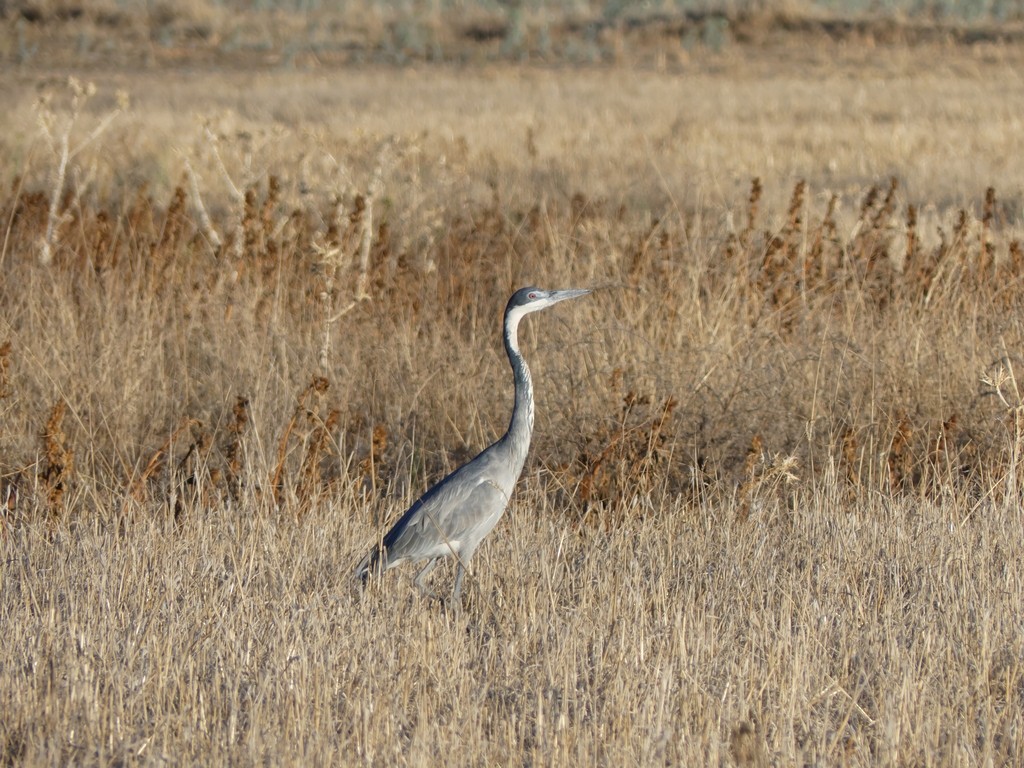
<box><xmin>550</xmin><ymin>288</ymin><xmax>591</xmax><ymax>304</ymax></box>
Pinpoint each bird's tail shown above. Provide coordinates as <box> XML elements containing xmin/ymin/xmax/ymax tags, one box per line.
<box><xmin>354</xmin><ymin>545</ymin><xmax>387</xmax><ymax>584</ymax></box>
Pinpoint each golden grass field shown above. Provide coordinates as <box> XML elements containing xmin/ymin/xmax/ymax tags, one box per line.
<box><xmin>3</xmin><ymin>4</ymin><xmax>1024</xmax><ymax>765</ymax></box>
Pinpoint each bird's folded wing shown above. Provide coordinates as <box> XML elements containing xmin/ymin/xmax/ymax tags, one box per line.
<box><xmin>387</xmin><ymin>472</ymin><xmax>509</xmax><ymax>555</ymax></box>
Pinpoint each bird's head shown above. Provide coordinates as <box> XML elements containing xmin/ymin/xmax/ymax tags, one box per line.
<box><xmin>501</xmin><ymin>285</ymin><xmax>590</xmax><ymax>366</ymax></box>
<box><xmin>505</xmin><ymin>286</ymin><xmax>591</xmax><ymax>318</ymax></box>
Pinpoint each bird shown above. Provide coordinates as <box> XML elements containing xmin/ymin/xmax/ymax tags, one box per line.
<box><xmin>355</xmin><ymin>286</ymin><xmax>591</xmax><ymax>602</ymax></box>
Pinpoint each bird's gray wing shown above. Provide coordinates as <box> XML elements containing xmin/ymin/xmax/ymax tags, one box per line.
<box><xmin>382</xmin><ymin>462</ymin><xmax>510</xmax><ymax>562</ymax></box>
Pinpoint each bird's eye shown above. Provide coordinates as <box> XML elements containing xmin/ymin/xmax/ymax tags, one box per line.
<box><xmin>528</xmin><ymin>292</ymin><xmax>538</xmax><ymax>299</ymax></box>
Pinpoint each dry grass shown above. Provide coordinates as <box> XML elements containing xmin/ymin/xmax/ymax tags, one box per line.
<box><xmin>2</xmin><ymin>33</ymin><xmax>1024</xmax><ymax>766</ymax></box>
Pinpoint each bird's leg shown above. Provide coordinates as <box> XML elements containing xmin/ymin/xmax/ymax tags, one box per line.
<box><xmin>414</xmin><ymin>559</ymin><xmax>439</xmax><ymax>593</ymax></box>
<box><xmin>452</xmin><ymin>557</ymin><xmax>471</xmax><ymax>604</ymax></box>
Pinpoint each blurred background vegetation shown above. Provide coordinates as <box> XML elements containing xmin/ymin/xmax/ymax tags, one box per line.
<box><xmin>3</xmin><ymin>0</ymin><xmax>1022</xmax><ymax>70</ymax></box>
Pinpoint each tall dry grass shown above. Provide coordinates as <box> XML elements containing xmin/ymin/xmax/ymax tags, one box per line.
<box><xmin>2</xmin><ymin>53</ymin><xmax>1024</xmax><ymax>764</ymax></box>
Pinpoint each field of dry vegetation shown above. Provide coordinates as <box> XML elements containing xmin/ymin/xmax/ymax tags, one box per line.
<box><xmin>3</xmin><ymin>2</ymin><xmax>1024</xmax><ymax>765</ymax></box>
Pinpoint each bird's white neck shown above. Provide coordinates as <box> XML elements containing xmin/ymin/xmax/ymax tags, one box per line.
<box><xmin>502</xmin><ymin>306</ymin><xmax>535</xmax><ymax>466</ymax></box>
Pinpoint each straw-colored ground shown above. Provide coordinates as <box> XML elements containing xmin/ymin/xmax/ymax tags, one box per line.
<box><xmin>2</xmin><ymin>6</ymin><xmax>1024</xmax><ymax>765</ymax></box>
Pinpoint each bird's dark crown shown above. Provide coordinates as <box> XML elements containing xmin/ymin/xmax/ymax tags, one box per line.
<box><xmin>507</xmin><ymin>286</ymin><xmax>543</xmax><ymax>309</ymax></box>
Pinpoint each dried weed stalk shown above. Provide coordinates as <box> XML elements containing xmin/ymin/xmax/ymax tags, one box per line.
<box><xmin>272</xmin><ymin>377</ymin><xmax>330</xmax><ymax>508</ymax></box>
<box><xmin>182</xmin><ymin>158</ymin><xmax>222</xmax><ymax>249</ymax></box>
<box><xmin>296</xmin><ymin>408</ymin><xmax>341</xmax><ymax>516</ymax></box>
<box><xmin>0</xmin><ymin>473</ymin><xmax>20</xmax><ymax>539</ymax></box>
<box><xmin>129</xmin><ymin>417</ymin><xmax>201</xmax><ymax>503</ymax></box>
<box><xmin>806</xmin><ymin>192</ymin><xmax>839</xmax><ymax>284</ymax></box>
<box><xmin>575</xmin><ymin>371</ymin><xmax>677</xmax><ymax>527</ymax></box>
<box><xmin>737</xmin><ymin>434</ymin><xmax>798</xmax><ymax>522</ymax></box>
<box><xmin>980</xmin><ymin>186</ymin><xmax>997</xmax><ymax>276</ymax></box>
<box><xmin>223</xmin><ymin>396</ymin><xmax>250</xmax><ymax>501</ymax></box>
<box><xmin>841</xmin><ymin>425</ymin><xmax>861</xmax><ymax>486</ymax></box>
<box><xmin>752</xmin><ymin>179</ymin><xmax>813</xmax><ymax>331</ymax></box>
<box><xmin>356</xmin><ymin>423</ymin><xmax>390</xmax><ymax>496</ymax></box>
<box><xmin>981</xmin><ymin>361</ymin><xmax>1024</xmax><ymax>502</ymax></box>
<box><xmin>40</xmin><ymin>400</ymin><xmax>74</xmax><ymax>514</ymax></box>
<box><xmin>316</xmin><ymin>175</ymin><xmax>383</xmax><ymax>373</ymax></box>
<box><xmin>173</xmin><ymin>426</ymin><xmax>218</xmax><ymax>522</ymax></box>
<box><xmin>35</xmin><ymin>78</ymin><xmax>126</xmax><ymax>265</ymax></box>
<box><xmin>186</xmin><ymin>119</ymin><xmax>253</xmax><ymax>262</ymax></box>
<box><xmin>886</xmin><ymin>412</ymin><xmax>914</xmax><ymax>492</ymax></box>
<box><xmin>0</xmin><ymin>341</ymin><xmax>11</xmax><ymax>399</ymax></box>
<box><xmin>742</xmin><ymin>176</ymin><xmax>762</xmax><ymax>248</ymax></box>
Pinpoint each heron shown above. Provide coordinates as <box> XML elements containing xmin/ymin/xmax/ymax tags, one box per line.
<box><xmin>354</xmin><ymin>286</ymin><xmax>591</xmax><ymax>602</ymax></box>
